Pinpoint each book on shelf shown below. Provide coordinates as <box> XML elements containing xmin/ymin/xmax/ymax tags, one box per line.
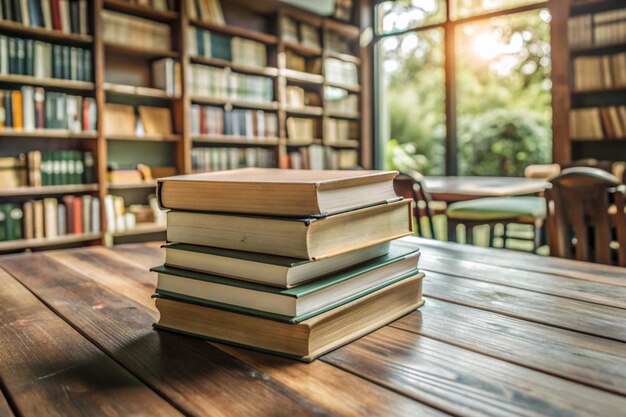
<box><xmin>334</xmin><ymin>0</ymin><xmax>353</xmax><ymax>22</ymax></box>
<box><xmin>103</xmin><ymin>10</ymin><xmax>171</xmax><ymax>52</ymax></box>
<box><xmin>0</xmin><ymin>0</ymin><xmax>89</xmax><ymax>34</ymax></box>
<box><xmin>157</xmin><ymin>168</ymin><xmax>399</xmax><ymax>217</ymax></box>
<box><xmin>162</xmin><ymin>241</ymin><xmax>392</xmax><ymax>288</ymax></box>
<box><xmin>117</xmin><ymin>0</ymin><xmax>175</xmax><ymax>11</ymax></box>
<box><xmin>324</xmin><ymin>57</ymin><xmax>358</xmax><ymax>86</ymax></box>
<box><xmin>24</xmin><ymin>150</ymin><xmax>95</xmax><ymax>186</ymax></box>
<box><xmin>286</xmin><ymin>85</ymin><xmax>305</xmax><ymax>107</ymax></box>
<box><xmin>324</xmin><ymin>86</ymin><xmax>358</xmax><ymax>114</ymax></box>
<box><xmin>573</xmin><ymin>53</ymin><xmax>626</xmax><ymax>90</ymax></box>
<box><xmin>570</xmin><ymin>106</ymin><xmax>626</xmax><ymax>140</ymax></box>
<box><xmin>103</xmin><ymin>194</ymin><xmax>165</xmax><ymax>234</ymax></box>
<box><xmin>103</xmin><ymin>103</ymin><xmax>136</xmax><ymax>136</ymax></box>
<box><xmin>280</xmin><ymin>16</ymin><xmax>299</xmax><ymax>43</ymax></box>
<box><xmin>152</xmin><ymin>242</ymin><xmax>419</xmax><ymax>318</ymax></box>
<box><xmin>190</xmin><ymin>105</ymin><xmax>223</xmax><ymax>135</ymax></box>
<box><xmin>0</xmin><ymin>155</ymin><xmax>27</xmax><ymax>189</ymax></box>
<box><xmin>326</xmin><ymin>31</ymin><xmax>354</xmax><ymax>55</ymax></box>
<box><xmin>152</xmin><ymin>58</ymin><xmax>181</xmax><ymax>97</ymax></box>
<box><xmin>154</xmin><ymin>271</ymin><xmax>423</xmax><ymax>361</ymax></box>
<box><xmin>280</xmin><ymin>15</ymin><xmax>322</xmax><ymax>50</ymax></box>
<box><xmin>299</xmin><ymin>23</ymin><xmax>320</xmax><ymax>49</ymax></box>
<box><xmin>286</xmin><ymin>117</ymin><xmax>315</xmax><ymax>144</ymax></box>
<box><xmin>0</xmin><ymin>87</ymin><xmax>96</xmax><ymax>132</ymax></box>
<box><xmin>324</xmin><ymin>118</ymin><xmax>358</xmax><ymax>146</ymax></box>
<box><xmin>569</xmin><ymin>9</ymin><xmax>626</xmax><ymax>48</ymax></box>
<box><xmin>185</xmin><ymin>0</ymin><xmax>224</xmax><ymax>25</ymax></box>
<box><xmin>191</xmin><ymin>147</ymin><xmax>276</xmax><ymax>172</ymax></box>
<box><xmin>286</xmin><ymin>146</ymin><xmax>357</xmax><ymax>170</ymax></box>
<box><xmin>188</xmin><ymin>27</ymin><xmax>269</xmax><ymax>69</ymax></box>
<box><xmin>0</xmin><ymin>203</ymin><xmax>24</xmax><ymax>241</ymax></box>
<box><xmin>138</xmin><ymin>105</ymin><xmax>173</xmax><ymax>136</ymax></box>
<box><xmin>190</xmin><ymin>105</ymin><xmax>278</xmax><ymax>138</ymax></box>
<box><xmin>166</xmin><ymin>199</ymin><xmax>411</xmax><ymax>259</ymax></box>
<box><xmin>189</xmin><ymin>64</ymin><xmax>274</xmax><ymax>103</ymax></box>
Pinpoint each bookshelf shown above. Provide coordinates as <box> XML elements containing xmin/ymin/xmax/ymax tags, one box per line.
<box><xmin>552</xmin><ymin>0</ymin><xmax>626</xmax><ymax>164</ymax></box>
<box><xmin>0</xmin><ymin>0</ymin><xmax>370</xmax><ymax>253</ymax></box>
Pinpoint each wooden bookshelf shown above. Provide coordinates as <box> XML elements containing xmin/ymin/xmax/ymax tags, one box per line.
<box><xmin>0</xmin><ymin>0</ymin><xmax>370</xmax><ymax>252</ymax></box>
<box><xmin>551</xmin><ymin>0</ymin><xmax>626</xmax><ymax>164</ymax></box>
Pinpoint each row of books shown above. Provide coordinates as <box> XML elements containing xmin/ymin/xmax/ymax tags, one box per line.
<box><xmin>104</xmin><ymin>103</ymin><xmax>173</xmax><ymax>137</ymax></box>
<box><xmin>0</xmin><ymin>0</ymin><xmax>89</xmax><ymax>35</ymax></box>
<box><xmin>0</xmin><ymin>151</ymin><xmax>94</xmax><ymax>189</ymax></box>
<box><xmin>573</xmin><ymin>53</ymin><xmax>626</xmax><ymax>91</ymax></box>
<box><xmin>185</xmin><ymin>0</ymin><xmax>223</xmax><ymax>24</ymax></box>
<box><xmin>118</xmin><ymin>0</ymin><xmax>174</xmax><ymax>11</ymax></box>
<box><xmin>187</xmin><ymin>27</ymin><xmax>267</xmax><ymax>69</ymax></box>
<box><xmin>325</xmin><ymin>58</ymin><xmax>358</xmax><ymax>86</ymax></box>
<box><xmin>0</xmin><ymin>36</ymin><xmax>92</xmax><ymax>82</ymax></box>
<box><xmin>281</xmin><ymin>15</ymin><xmax>320</xmax><ymax>49</ymax></box>
<box><xmin>103</xmin><ymin>10</ymin><xmax>171</xmax><ymax>52</ymax></box>
<box><xmin>324</xmin><ymin>118</ymin><xmax>358</xmax><ymax>145</ymax></box>
<box><xmin>286</xmin><ymin>85</ymin><xmax>321</xmax><ymax>108</ymax></box>
<box><xmin>103</xmin><ymin>194</ymin><xmax>165</xmax><ymax>234</ymax></box>
<box><xmin>153</xmin><ymin>169</ymin><xmax>417</xmax><ymax>361</ymax></box>
<box><xmin>286</xmin><ymin>117</ymin><xmax>315</xmax><ymax>144</ymax></box>
<box><xmin>286</xmin><ymin>144</ymin><xmax>357</xmax><ymax>170</ymax></box>
<box><xmin>0</xmin><ymin>195</ymin><xmax>100</xmax><ymax>242</ymax></box>
<box><xmin>569</xmin><ymin>10</ymin><xmax>626</xmax><ymax>48</ymax></box>
<box><xmin>285</xmin><ymin>51</ymin><xmax>321</xmax><ymax>74</ymax></box>
<box><xmin>191</xmin><ymin>147</ymin><xmax>276</xmax><ymax>171</ymax></box>
<box><xmin>327</xmin><ymin>31</ymin><xmax>354</xmax><ymax>55</ymax></box>
<box><xmin>152</xmin><ymin>57</ymin><xmax>181</xmax><ymax>96</ymax></box>
<box><xmin>0</xmin><ymin>87</ymin><xmax>97</xmax><ymax>132</ymax></box>
<box><xmin>189</xmin><ymin>64</ymin><xmax>274</xmax><ymax>103</ymax></box>
<box><xmin>570</xmin><ymin>106</ymin><xmax>626</xmax><ymax>140</ymax></box>
<box><xmin>325</xmin><ymin>86</ymin><xmax>358</xmax><ymax>114</ymax></box>
<box><xmin>190</xmin><ymin>105</ymin><xmax>278</xmax><ymax>138</ymax></box>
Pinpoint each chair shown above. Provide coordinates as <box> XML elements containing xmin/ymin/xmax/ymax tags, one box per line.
<box><xmin>524</xmin><ymin>164</ymin><xmax>561</xmax><ymax>179</ymax></box>
<box><xmin>393</xmin><ymin>171</ymin><xmax>436</xmax><ymax>238</ymax></box>
<box><xmin>545</xmin><ymin>167</ymin><xmax>626</xmax><ymax>266</ymax></box>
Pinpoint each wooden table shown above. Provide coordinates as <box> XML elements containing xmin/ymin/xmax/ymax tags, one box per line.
<box><xmin>0</xmin><ymin>238</ymin><xmax>625</xmax><ymax>417</ymax></box>
<box><xmin>424</xmin><ymin>176</ymin><xmax>550</xmax><ymax>202</ymax></box>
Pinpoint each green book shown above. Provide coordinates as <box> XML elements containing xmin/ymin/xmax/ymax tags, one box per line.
<box><xmin>5</xmin><ymin>204</ymin><xmax>23</xmax><ymax>241</ymax></box>
<box><xmin>152</xmin><ymin>241</ymin><xmax>420</xmax><ymax>323</ymax></box>
<box><xmin>210</xmin><ymin>33</ymin><xmax>232</xmax><ymax>61</ymax></box>
<box><xmin>0</xmin><ymin>204</ymin><xmax>7</xmax><ymax>242</ymax></box>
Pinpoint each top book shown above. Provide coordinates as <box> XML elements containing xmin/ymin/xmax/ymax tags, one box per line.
<box><xmin>157</xmin><ymin>168</ymin><xmax>400</xmax><ymax>217</ymax></box>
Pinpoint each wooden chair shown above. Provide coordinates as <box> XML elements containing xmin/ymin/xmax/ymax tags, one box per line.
<box><xmin>393</xmin><ymin>171</ymin><xmax>436</xmax><ymax>238</ymax></box>
<box><xmin>545</xmin><ymin>167</ymin><xmax>626</xmax><ymax>266</ymax></box>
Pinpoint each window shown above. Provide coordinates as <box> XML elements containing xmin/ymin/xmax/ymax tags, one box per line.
<box><xmin>375</xmin><ymin>0</ymin><xmax>552</xmax><ymax>176</ymax></box>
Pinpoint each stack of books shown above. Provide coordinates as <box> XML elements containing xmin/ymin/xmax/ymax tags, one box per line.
<box><xmin>151</xmin><ymin>168</ymin><xmax>423</xmax><ymax>361</ymax></box>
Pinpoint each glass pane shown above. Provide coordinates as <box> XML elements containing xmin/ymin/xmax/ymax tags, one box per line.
<box><xmin>456</xmin><ymin>9</ymin><xmax>553</xmax><ymax>176</ymax></box>
<box><xmin>376</xmin><ymin>0</ymin><xmax>446</xmax><ymax>35</ymax></box>
<box><xmin>452</xmin><ymin>0</ymin><xmax>546</xmax><ymax>20</ymax></box>
<box><xmin>378</xmin><ymin>28</ymin><xmax>446</xmax><ymax>175</ymax></box>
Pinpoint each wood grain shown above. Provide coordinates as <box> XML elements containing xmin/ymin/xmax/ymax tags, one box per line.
<box><xmin>419</xmin><ymin>252</ymin><xmax>626</xmax><ymax>308</ymax></box>
<box><xmin>0</xmin><ymin>255</ymin><xmax>345</xmax><ymax>417</ymax></box>
<box><xmin>111</xmin><ymin>243</ymin><xmax>165</xmax><ymax>270</ymax></box>
<box><xmin>324</xmin><ymin>326</ymin><xmax>626</xmax><ymax>417</ymax></box>
<box><xmin>0</xmin><ymin>388</ymin><xmax>15</xmax><ymax>417</ymax></box>
<box><xmin>422</xmin><ymin>271</ymin><xmax>626</xmax><ymax>342</ymax></box>
<box><xmin>414</xmin><ymin>237</ymin><xmax>626</xmax><ymax>286</ymax></box>
<box><xmin>391</xmin><ymin>298</ymin><xmax>626</xmax><ymax>395</ymax></box>
<box><xmin>0</xmin><ymin>268</ymin><xmax>182</xmax><ymax>417</ymax></box>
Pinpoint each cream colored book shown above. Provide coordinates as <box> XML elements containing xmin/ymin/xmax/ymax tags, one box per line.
<box><xmin>157</xmin><ymin>168</ymin><xmax>400</xmax><ymax>217</ymax></box>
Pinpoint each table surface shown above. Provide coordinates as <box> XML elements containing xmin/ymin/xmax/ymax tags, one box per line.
<box><xmin>0</xmin><ymin>238</ymin><xmax>625</xmax><ymax>417</ymax></box>
<box><xmin>424</xmin><ymin>176</ymin><xmax>550</xmax><ymax>202</ymax></box>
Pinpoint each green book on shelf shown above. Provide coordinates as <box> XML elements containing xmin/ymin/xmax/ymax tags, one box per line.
<box><xmin>151</xmin><ymin>240</ymin><xmax>420</xmax><ymax>323</ymax></box>
<box><xmin>0</xmin><ymin>204</ymin><xmax>7</xmax><ymax>242</ymax></box>
<box><xmin>4</xmin><ymin>204</ymin><xmax>23</xmax><ymax>241</ymax></box>
<box><xmin>210</xmin><ymin>33</ymin><xmax>231</xmax><ymax>61</ymax></box>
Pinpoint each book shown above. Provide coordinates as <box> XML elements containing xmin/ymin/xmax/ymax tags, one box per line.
<box><xmin>162</xmin><ymin>240</ymin><xmax>391</xmax><ymax>288</ymax></box>
<box><xmin>153</xmin><ymin>241</ymin><xmax>419</xmax><ymax>318</ymax></box>
<box><xmin>157</xmin><ymin>168</ymin><xmax>400</xmax><ymax>217</ymax></box>
<box><xmin>138</xmin><ymin>106</ymin><xmax>172</xmax><ymax>136</ymax></box>
<box><xmin>154</xmin><ymin>272</ymin><xmax>425</xmax><ymax>362</ymax></box>
<box><xmin>103</xmin><ymin>103</ymin><xmax>135</xmax><ymax>136</ymax></box>
<box><xmin>103</xmin><ymin>10</ymin><xmax>171</xmax><ymax>51</ymax></box>
<box><xmin>166</xmin><ymin>199</ymin><xmax>412</xmax><ymax>260</ymax></box>
<box><xmin>191</xmin><ymin>147</ymin><xmax>276</xmax><ymax>171</ymax></box>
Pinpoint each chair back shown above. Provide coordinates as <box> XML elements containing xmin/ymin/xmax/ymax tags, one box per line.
<box><xmin>545</xmin><ymin>167</ymin><xmax>625</xmax><ymax>265</ymax></box>
<box><xmin>393</xmin><ymin>171</ymin><xmax>435</xmax><ymax>238</ymax></box>
<box><xmin>524</xmin><ymin>164</ymin><xmax>561</xmax><ymax>179</ymax></box>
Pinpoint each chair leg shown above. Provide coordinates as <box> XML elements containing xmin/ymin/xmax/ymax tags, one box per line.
<box><xmin>447</xmin><ymin>219</ymin><xmax>457</xmax><ymax>242</ymax></box>
<box><xmin>489</xmin><ymin>225</ymin><xmax>495</xmax><ymax>248</ymax></box>
<box><xmin>502</xmin><ymin>224</ymin><xmax>508</xmax><ymax>249</ymax></box>
<box><xmin>466</xmin><ymin>225</ymin><xmax>473</xmax><ymax>245</ymax></box>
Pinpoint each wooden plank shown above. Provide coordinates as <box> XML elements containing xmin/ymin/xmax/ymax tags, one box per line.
<box><xmin>0</xmin><ymin>254</ymin><xmax>345</xmax><ymax>417</ymax></box>
<box><xmin>391</xmin><ymin>298</ymin><xmax>626</xmax><ymax>395</ymax></box>
<box><xmin>0</xmin><ymin>268</ymin><xmax>182</xmax><ymax>417</ymax></box>
<box><xmin>420</xmin><ymin>252</ymin><xmax>626</xmax><ymax>309</ymax></box>
<box><xmin>414</xmin><ymin>237</ymin><xmax>626</xmax><ymax>286</ymax></box>
<box><xmin>216</xmin><ymin>345</ymin><xmax>449</xmax><ymax>417</ymax></box>
<box><xmin>323</xmin><ymin>326</ymin><xmax>626</xmax><ymax>417</ymax></box>
<box><xmin>0</xmin><ymin>388</ymin><xmax>15</xmax><ymax>417</ymax></box>
<box><xmin>111</xmin><ymin>243</ymin><xmax>165</xmax><ymax>268</ymax></box>
<box><xmin>423</xmin><ymin>272</ymin><xmax>626</xmax><ymax>342</ymax></box>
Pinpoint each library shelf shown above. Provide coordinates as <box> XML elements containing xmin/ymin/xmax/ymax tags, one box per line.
<box><xmin>0</xmin><ymin>129</ymin><xmax>98</xmax><ymax>139</ymax></box>
<box><xmin>103</xmin><ymin>0</ymin><xmax>179</xmax><ymax>22</ymax></box>
<box><xmin>0</xmin><ymin>184</ymin><xmax>99</xmax><ymax>198</ymax></box>
<box><xmin>281</xmin><ymin>69</ymin><xmax>325</xmax><ymax>84</ymax></box>
<box><xmin>324</xmin><ymin>50</ymin><xmax>361</xmax><ymax>65</ymax></box>
<box><xmin>110</xmin><ymin>222</ymin><xmax>166</xmax><ymax>238</ymax></box>
<box><xmin>325</xmin><ymin>140</ymin><xmax>360</xmax><ymax>149</ymax></box>
<box><xmin>192</xmin><ymin>135</ymin><xmax>280</xmax><ymax>146</ymax></box>
<box><xmin>103</xmin><ymin>42</ymin><xmax>180</xmax><ymax>59</ymax></box>
<box><xmin>103</xmin><ymin>83</ymin><xmax>180</xmax><ymax>100</ymax></box>
<box><xmin>571</xmin><ymin>87</ymin><xmax>626</xmax><ymax>95</ymax></box>
<box><xmin>322</xmin><ymin>19</ymin><xmax>360</xmax><ymax>40</ymax></box>
<box><xmin>190</xmin><ymin>56</ymin><xmax>279</xmax><ymax>77</ymax></box>
<box><xmin>0</xmin><ymin>232</ymin><xmax>102</xmax><ymax>253</ymax></box>
<box><xmin>285</xmin><ymin>138</ymin><xmax>323</xmax><ymax>146</ymax></box>
<box><xmin>107</xmin><ymin>181</ymin><xmax>158</xmax><ymax>190</ymax></box>
<box><xmin>0</xmin><ymin>20</ymin><xmax>94</xmax><ymax>45</ymax></box>
<box><xmin>106</xmin><ymin>134</ymin><xmax>182</xmax><ymax>142</ymax></box>
<box><xmin>572</xmin><ymin>138</ymin><xmax>626</xmax><ymax>142</ymax></box>
<box><xmin>324</xmin><ymin>81</ymin><xmax>361</xmax><ymax>93</ymax></box>
<box><xmin>285</xmin><ymin>106</ymin><xmax>324</xmax><ymax>116</ymax></box>
<box><xmin>324</xmin><ymin>110</ymin><xmax>360</xmax><ymax>119</ymax></box>
<box><xmin>188</xmin><ymin>19</ymin><xmax>278</xmax><ymax>45</ymax></box>
<box><xmin>0</xmin><ymin>74</ymin><xmax>95</xmax><ymax>91</ymax></box>
<box><xmin>570</xmin><ymin>41</ymin><xmax>626</xmax><ymax>55</ymax></box>
<box><xmin>190</xmin><ymin>96</ymin><xmax>280</xmax><ymax>111</ymax></box>
<box><xmin>571</xmin><ymin>0</ymin><xmax>625</xmax><ymax>14</ymax></box>
<box><xmin>282</xmin><ymin>40</ymin><xmax>323</xmax><ymax>57</ymax></box>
